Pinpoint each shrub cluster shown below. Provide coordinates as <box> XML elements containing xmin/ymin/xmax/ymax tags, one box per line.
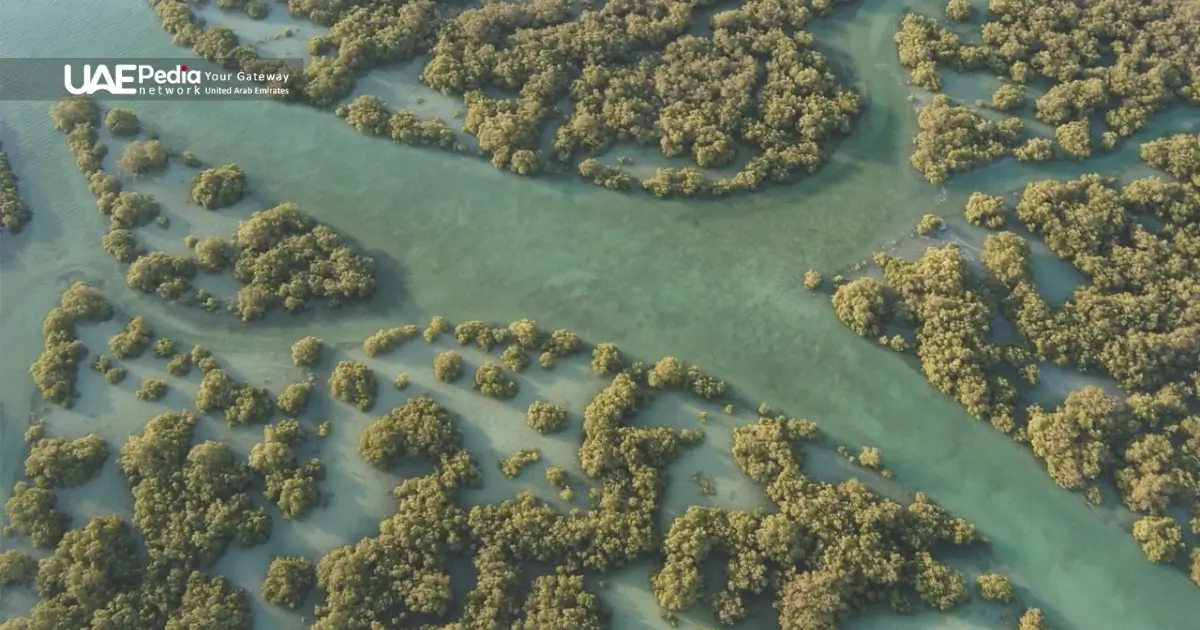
<box><xmin>29</xmin><ymin>282</ymin><xmax>113</xmax><ymax>406</ymax></box>
<box><xmin>249</xmin><ymin>420</ymin><xmax>325</xmax><ymax>519</ymax></box>
<box><xmin>0</xmin><ymin>142</ymin><xmax>32</xmax><ymax>233</ymax></box>
<box><xmin>189</xmin><ymin>164</ymin><xmax>247</xmax><ymax>209</ymax></box>
<box><xmin>328</xmin><ymin>360</ymin><xmax>378</xmax><ymax>411</ymax></box>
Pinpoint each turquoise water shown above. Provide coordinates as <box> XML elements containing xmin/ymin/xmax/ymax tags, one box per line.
<box><xmin>1</xmin><ymin>1</ymin><xmax>1199</xmax><ymax>628</ymax></box>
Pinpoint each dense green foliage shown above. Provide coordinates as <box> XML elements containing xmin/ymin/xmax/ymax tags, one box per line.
<box><xmin>103</xmin><ymin>107</ymin><xmax>140</xmax><ymax>136</ymax></box>
<box><xmin>145</xmin><ymin>0</ymin><xmax>867</xmax><ymax>198</ymax></box>
<box><xmin>526</xmin><ymin>401</ymin><xmax>568</xmax><ymax>434</ymax></box>
<box><xmin>137</xmin><ymin>378</ymin><xmax>169</xmax><ymax>402</ymax></box>
<box><xmin>3</xmin><ymin>482</ymin><xmax>69</xmax><ymax>548</ymax></box>
<box><xmin>894</xmin><ymin>0</ymin><xmax>1199</xmax><ymax>166</ymax></box>
<box><xmin>328</xmin><ymin>360</ymin><xmax>378</xmax><ymax>411</ymax></box>
<box><xmin>831</xmin><ymin>130</ymin><xmax>1200</xmax><ymax>580</ymax></box>
<box><xmin>976</xmin><ymin>572</ymin><xmax>1014</xmax><ymax>602</ymax></box>
<box><xmin>232</xmin><ymin>202</ymin><xmax>376</xmax><ymax>320</ymax></box>
<box><xmin>277</xmin><ymin>379</ymin><xmax>314</xmax><ymax>416</ymax></box>
<box><xmin>474</xmin><ymin>362</ymin><xmax>518</xmax><ymax>399</ymax></box>
<box><xmin>362</xmin><ymin>325</ymin><xmax>418</xmax><ymax>356</ymax></box>
<box><xmin>24</xmin><ymin>432</ymin><xmax>108</xmax><ymax>488</ymax></box>
<box><xmin>50</xmin><ymin>98</ymin><xmax>379</xmax><ymax>319</ymax></box>
<box><xmin>0</xmin><ymin>142</ymin><xmax>32</xmax><ymax>233</ymax></box>
<box><xmin>249</xmin><ymin>420</ymin><xmax>325</xmax><ymax>519</ymax></box>
<box><xmin>3</xmin><ymin>410</ymin><xmax>272</xmax><ymax>629</ymax></box>
<box><xmin>910</xmin><ymin>95</ymin><xmax>1023</xmax><ymax>183</ymax></box>
<box><xmin>196</xmin><ymin>368</ymin><xmax>275</xmax><ymax>426</ymax></box>
<box><xmin>117</xmin><ymin>140</ymin><xmax>169</xmax><ymax>175</ymax></box>
<box><xmin>262</xmin><ymin>556</ymin><xmax>315</xmax><ymax>610</ymax></box>
<box><xmin>189</xmin><ymin>164</ymin><xmax>247</xmax><ymax>210</ymax></box>
<box><xmin>500</xmin><ymin>449</ymin><xmax>541</xmax><ymax>478</ymax></box>
<box><xmin>0</xmin><ymin>550</ymin><xmax>37</xmax><ymax>586</ymax></box>
<box><xmin>433</xmin><ymin>350</ymin><xmax>463</xmax><ymax>383</ymax></box>
<box><xmin>29</xmin><ymin>282</ymin><xmax>113</xmax><ymax>406</ymax></box>
<box><xmin>291</xmin><ymin>335</ymin><xmax>323</xmax><ymax>367</ymax></box>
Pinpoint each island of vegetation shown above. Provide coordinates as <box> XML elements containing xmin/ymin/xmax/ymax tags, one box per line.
<box><xmin>829</xmin><ymin>129</ymin><xmax>1200</xmax><ymax>585</ymax></box>
<box><xmin>6</xmin><ymin>285</ymin><xmax>1041</xmax><ymax>629</ymax></box>
<box><xmin>894</xmin><ymin>0</ymin><xmax>1199</xmax><ymax>181</ymax></box>
<box><xmin>145</xmin><ymin>0</ymin><xmax>868</xmax><ymax>198</ymax></box>
<box><xmin>0</xmin><ymin>139</ymin><xmax>32</xmax><ymax>233</ymax></box>
<box><xmin>48</xmin><ymin>96</ymin><xmax>378</xmax><ymax>321</ymax></box>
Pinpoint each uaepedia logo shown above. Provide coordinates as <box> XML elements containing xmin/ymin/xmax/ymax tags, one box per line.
<box><xmin>64</xmin><ymin>64</ymin><xmax>202</xmax><ymax>96</ymax></box>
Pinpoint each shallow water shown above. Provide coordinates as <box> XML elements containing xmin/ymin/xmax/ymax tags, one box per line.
<box><xmin>1</xmin><ymin>1</ymin><xmax>1200</xmax><ymax>628</ymax></box>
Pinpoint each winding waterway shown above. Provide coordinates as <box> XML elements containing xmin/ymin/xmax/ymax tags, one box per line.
<box><xmin>1</xmin><ymin>1</ymin><xmax>1199</xmax><ymax>628</ymax></box>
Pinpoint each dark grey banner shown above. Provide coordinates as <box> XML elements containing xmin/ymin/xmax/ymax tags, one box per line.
<box><xmin>0</xmin><ymin>57</ymin><xmax>304</xmax><ymax>101</ymax></box>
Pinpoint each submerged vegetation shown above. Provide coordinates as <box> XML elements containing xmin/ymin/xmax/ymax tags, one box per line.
<box><xmin>831</xmin><ymin>129</ymin><xmax>1200</xmax><ymax>584</ymax></box>
<box><xmin>145</xmin><ymin>0</ymin><xmax>866</xmax><ymax>198</ymax></box>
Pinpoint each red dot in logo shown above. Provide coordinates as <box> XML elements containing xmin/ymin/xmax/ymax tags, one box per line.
<box><xmin>180</xmin><ymin>65</ymin><xmax>187</xmax><ymax>72</ymax></box>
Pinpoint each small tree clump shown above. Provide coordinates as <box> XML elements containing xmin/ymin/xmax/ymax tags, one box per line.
<box><xmin>30</xmin><ymin>282</ymin><xmax>113</xmax><ymax>406</ymax></box>
<box><xmin>831</xmin><ymin>277</ymin><xmax>887</xmax><ymax>337</ymax></box>
<box><xmin>277</xmin><ymin>380</ymin><xmax>313</xmax><ymax>416</ymax></box>
<box><xmin>262</xmin><ymin>556</ymin><xmax>315</xmax><ymax>610</ymax></box>
<box><xmin>542</xmin><ymin>329</ymin><xmax>580</xmax><ymax>357</ymax></box>
<box><xmin>136</xmin><ymin>378</ymin><xmax>168</xmax><ymax>402</ymax></box>
<box><xmin>1014</xmin><ymin>138</ymin><xmax>1054</xmax><ymax>163</ymax></box>
<box><xmin>117</xmin><ymin>139</ymin><xmax>169</xmax><ymax>175</ymax></box>
<box><xmin>363</xmin><ymin>325</ymin><xmax>419</xmax><ymax>357</ymax></box>
<box><xmin>152</xmin><ymin>337</ymin><xmax>176</xmax><ymax>358</ymax></box>
<box><xmin>0</xmin><ymin>550</ymin><xmax>36</xmax><ymax>586</ymax></box>
<box><xmin>394</xmin><ymin>373</ymin><xmax>409</xmax><ymax>389</ymax></box>
<box><xmin>433</xmin><ymin>350</ymin><xmax>463</xmax><ymax>383</ymax></box>
<box><xmin>329</xmin><ymin>361</ymin><xmax>378</xmax><ymax>411</ymax></box>
<box><xmin>916</xmin><ymin>214</ymin><xmax>944</xmax><ymax>236</ymax></box>
<box><xmin>803</xmin><ymin>269</ymin><xmax>822</xmax><ymax>290</ymax></box>
<box><xmin>545</xmin><ymin>466</ymin><xmax>567</xmax><ymax>488</ymax></box>
<box><xmin>103</xmin><ymin>108</ymin><xmax>140</xmax><ymax>136</ymax></box>
<box><xmin>101</xmin><ymin>229</ymin><xmax>140</xmax><ymax>262</ymax></box>
<box><xmin>590</xmin><ymin>343</ymin><xmax>622</xmax><ymax>376</ymax></box>
<box><xmin>24</xmin><ymin>433</ymin><xmax>108</xmax><ymax>488</ymax></box>
<box><xmin>945</xmin><ymin>0</ymin><xmax>971</xmax><ymax>22</ymax></box>
<box><xmin>249</xmin><ymin>420</ymin><xmax>325</xmax><ymax>519</ymax></box>
<box><xmin>963</xmin><ymin>192</ymin><xmax>1007</xmax><ymax>228</ymax></box>
<box><xmin>454</xmin><ymin>320</ymin><xmax>506</xmax><ymax>351</ymax></box>
<box><xmin>474</xmin><ymin>362</ymin><xmax>518</xmax><ymax>399</ymax></box>
<box><xmin>991</xmin><ymin>84</ymin><xmax>1025</xmax><ymax>111</ymax></box>
<box><xmin>1055</xmin><ymin>121</ymin><xmax>1092</xmax><ymax>159</ymax></box>
<box><xmin>107</xmin><ymin>317</ymin><xmax>153</xmax><ymax>359</ymax></box>
<box><xmin>1132</xmin><ymin>515</ymin><xmax>1184</xmax><ymax>563</ymax></box>
<box><xmin>976</xmin><ymin>573</ymin><xmax>1013</xmax><ymax>602</ymax></box>
<box><xmin>194</xmin><ymin>236</ymin><xmax>230</xmax><ymax>273</ymax></box>
<box><xmin>507</xmin><ymin>319</ymin><xmax>541</xmax><ymax>350</ymax></box>
<box><xmin>166</xmin><ymin>353</ymin><xmax>192</xmax><ymax>376</ymax></box>
<box><xmin>189</xmin><ymin>164</ymin><xmax>248</xmax><ymax>209</ymax></box>
<box><xmin>423</xmin><ymin>315</ymin><xmax>449</xmax><ymax>343</ymax></box>
<box><xmin>857</xmin><ymin>446</ymin><xmax>882</xmax><ymax>470</ymax></box>
<box><xmin>1019</xmin><ymin>608</ymin><xmax>1051</xmax><ymax>630</ymax></box>
<box><xmin>291</xmin><ymin>336</ymin><xmax>323</xmax><ymax>368</ymax></box>
<box><xmin>538</xmin><ymin>351</ymin><xmax>556</xmax><ymax>368</ymax></box>
<box><xmin>500</xmin><ymin>449</ymin><xmax>540</xmax><ymax>478</ymax></box>
<box><xmin>501</xmin><ymin>345</ymin><xmax>529</xmax><ymax>372</ymax></box>
<box><xmin>3</xmin><ymin>482</ymin><xmax>69</xmax><ymax>548</ymax></box>
<box><xmin>526</xmin><ymin>401</ymin><xmax>568</xmax><ymax>434</ymax></box>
